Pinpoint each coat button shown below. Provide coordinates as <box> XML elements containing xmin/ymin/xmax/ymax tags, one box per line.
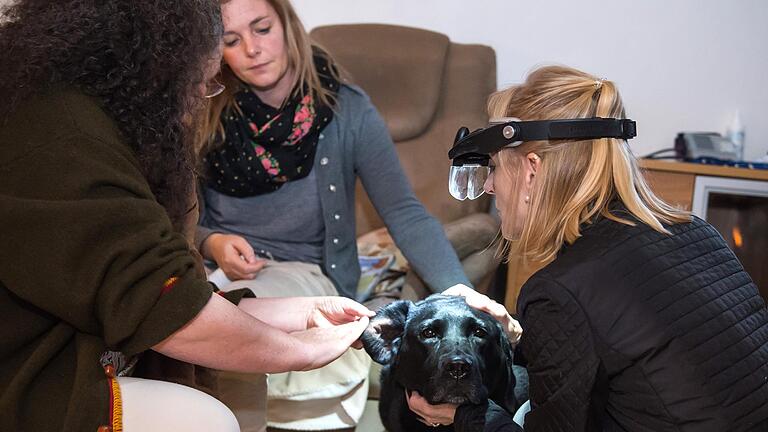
<box><xmin>333</xmin><ymin>238</ymin><xmax>339</xmax><ymax>244</ymax></box>
<box><xmin>330</xmin><ymin>264</ymin><xmax>337</xmax><ymax>269</ymax></box>
<box><xmin>333</xmin><ymin>214</ymin><xmax>341</xmax><ymax>220</ymax></box>
<box><xmin>320</xmin><ymin>157</ymin><xmax>329</xmax><ymax>166</ymax></box>
<box><xmin>329</xmin><ymin>184</ymin><xmax>337</xmax><ymax>192</ymax></box>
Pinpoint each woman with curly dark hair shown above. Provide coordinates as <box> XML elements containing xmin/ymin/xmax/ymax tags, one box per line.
<box><xmin>0</xmin><ymin>1</ymin><xmax>372</xmax><ymax>431</ymax></box>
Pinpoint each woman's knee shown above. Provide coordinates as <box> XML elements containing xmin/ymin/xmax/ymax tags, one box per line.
<box><xmin>118</xmin><ymin>376</ymin><xmax>240</xmax><ymax>432</ymax></box>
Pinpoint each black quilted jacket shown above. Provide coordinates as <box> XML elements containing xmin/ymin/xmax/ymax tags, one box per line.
<box><xmin>510</xmin><ymin>212</ymin><xmax>768</xmax><ymax>431</ymax></box>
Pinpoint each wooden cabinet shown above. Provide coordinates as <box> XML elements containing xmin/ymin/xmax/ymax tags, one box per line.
<box><xmin>504</xmin><ymin>159</ymin><xmax>768</xmax><ymax>313</ymax></box>
<box><xmin>639</xmin><ymin>159</ymin><xmax>768</xmax><ymax>210</ymax></box>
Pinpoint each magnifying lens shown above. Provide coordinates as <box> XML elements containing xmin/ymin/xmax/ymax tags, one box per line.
<box><xmin>448</xmin><ymin>117</ymin><xmax>637</xmax><ymax>200</ymax></box>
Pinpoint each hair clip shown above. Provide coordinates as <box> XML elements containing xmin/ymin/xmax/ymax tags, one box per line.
<box><xmin>594</xmin><ymin>78</ymin><xmax>607</xmax><ymax>89</ymax></box>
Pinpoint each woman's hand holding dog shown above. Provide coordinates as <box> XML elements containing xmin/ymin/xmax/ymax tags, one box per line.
<box><xmin>239</xmin><ymin>296</ymin><xmax>374</xmax><ymax>353</ymax></box>
<box><xmin>262</xmin><ymin>296</ymin><xmax>373</xmax><ymax>370</ymax></box>
<box><xmin>406</xmin><ymin>389</ymin><xmax>457</xmax><ymax>427</ymax></box>
<box><xmin>306</xmin><ymin>297</ymin><xmax>376</xmax><ymax>349</ymax></box>
<box><xmin>290</xmin><ymin>316</ymin><xmax>371</xmax><ymax>370</ymax></box>
<box><xmin>444</xmin><ymin>284</ymin><xmax>523</xmax><ymax>346</ymax></box>
<box><xmin>306</xmin><ymin>296</ymin><xmax>376</xmax><ymax>328</ymax></box>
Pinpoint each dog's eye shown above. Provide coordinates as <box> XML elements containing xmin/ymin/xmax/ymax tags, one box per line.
<box><xmin>421</xmin><ymin>328</ymin><xmax>437</xmax><ymax>339</ymax></box>
<box><xmin>473</xmin><ymin>328</ymin><xmax>487</xmax><ymax>338</ymax></box>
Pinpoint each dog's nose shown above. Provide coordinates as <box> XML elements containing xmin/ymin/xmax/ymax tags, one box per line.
<box><xmin>446</xmin><ymin>358</ymin><xmax>471</xmax><ymax>380</ymax></box>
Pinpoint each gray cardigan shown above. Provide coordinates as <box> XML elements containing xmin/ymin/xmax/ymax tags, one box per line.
<box><xmin>197</xmin><ymin>84</ymin><xmax>470</xmax><ymax>298</ymax></box>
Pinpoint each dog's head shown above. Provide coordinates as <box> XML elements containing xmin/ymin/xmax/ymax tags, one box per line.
<box><xmin>362</xmin><ymin>295</ymin><xmax>516</xmax><ymax>407</ymax></box>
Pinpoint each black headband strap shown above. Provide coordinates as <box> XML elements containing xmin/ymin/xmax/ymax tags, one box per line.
<box><xmin>509</xmin><ymin>118</ymin><xmax>636</xmax><ymax>141</ymax></box>
<box><xmin>448</xmin><ymin>117</ymin><xmax>636</xmax><ymax>160</ymax></box>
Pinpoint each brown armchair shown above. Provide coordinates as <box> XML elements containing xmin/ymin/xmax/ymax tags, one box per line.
<box><xmin>310</xmin><ymin>23</ymin><xmax>501</xmax><ymax>296</ymax></box>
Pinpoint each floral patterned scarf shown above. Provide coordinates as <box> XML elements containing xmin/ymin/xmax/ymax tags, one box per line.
<box><xmin>203</xmin><ymin>52</ymin><xmax>338</xmax><ymax>197</ymax></box>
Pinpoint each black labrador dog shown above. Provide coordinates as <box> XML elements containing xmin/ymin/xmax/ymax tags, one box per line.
<box><xmin>362</xmin><ymin>294</ymin><xmax>519</xmax><ymax>431</ymax></box>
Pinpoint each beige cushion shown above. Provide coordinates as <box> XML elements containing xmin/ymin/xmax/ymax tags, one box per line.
<box><xmin>312</xmin><ymin>24</ymin><xmax>449</xmax><ymax>142</ymax></box>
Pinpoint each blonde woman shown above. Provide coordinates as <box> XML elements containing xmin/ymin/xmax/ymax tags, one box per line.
<box><xmin>196</xmin><ymin>0</ymin><xmax>472</xmax><ymax>430</ymax></box>
<box><xmin>408</xmin><ymin>65</ymin><xmax>768</xmax><ymax>431</ymax></box>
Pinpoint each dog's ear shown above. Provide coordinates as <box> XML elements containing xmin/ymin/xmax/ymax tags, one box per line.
<box><xmin>361</xmin><ymin>300</ymin><xmax>411</xmax><ymax>365</ymax></box>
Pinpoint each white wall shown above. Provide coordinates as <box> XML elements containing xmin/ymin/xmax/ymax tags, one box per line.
<box><xmin>293</xmin><ymin>0</ymin><xmax>768</xmax><ymax>161</ymax></box>
<box><xmin>2</xmin><ymin>0</ymin><xmax>765</xmax><ymax>159</ymax></box>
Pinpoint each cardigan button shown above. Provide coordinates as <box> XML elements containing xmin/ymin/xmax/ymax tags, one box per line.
<box><xmin>320</xmin><ymin>157</ymin><xmax>329</xmax><ymax>166</ymax></box>
<box><xmin>330</xmin><ymin>264</ymin><xmax>337</xmax><ymax>269</ymax></box>
<box><xmin>333</xmin><ymin>238</ymin><xmax>339</xmax><ymax>245</ymax></box>
<box><xmin>329</xmin><ymin>184</ymin><xmax>337</xmax><ymax>192</ymax></box>
<box><xmin>333</xmin><ymin>214</ymin><xmax>341</xmax><ymax>220</ymax></box>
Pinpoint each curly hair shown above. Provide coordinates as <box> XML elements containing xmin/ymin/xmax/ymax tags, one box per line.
<box><xmin>0</xmin><ymin>0</ymin><xmax>223</xmax><ymax>223</ymax></box>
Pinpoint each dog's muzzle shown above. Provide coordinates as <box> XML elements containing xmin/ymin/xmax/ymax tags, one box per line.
<box><xmin>446</xmin><ymin>356</ymin><xmax>471</xmax><ymax>380</ymax></box>
<box><xmin>426</xmin><ymin>353</ymin><xmax>485</xmax><ymax>404</ymax></box>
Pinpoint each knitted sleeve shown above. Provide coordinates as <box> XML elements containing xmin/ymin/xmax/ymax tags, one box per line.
<box><xmin>0</xmin><ymin>129</ymin><xmax>212</xmax><ymax>357</ymax></box>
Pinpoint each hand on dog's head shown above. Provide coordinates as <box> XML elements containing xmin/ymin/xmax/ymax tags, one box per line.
<box><xmin>362</xmin><ymin>295</ymin><xmax>516</xmax><ymax>409</ymax></box>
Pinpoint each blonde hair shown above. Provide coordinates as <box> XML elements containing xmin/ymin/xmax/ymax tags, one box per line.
<box><xmin>198</xmin><ymin>0</ymin><xmax>340</xmax><ymax>154</ymax></box>
<box><xmin>489</xmin><ymin>65</ymin><xmax>690</xmax><ymax>262</ymax></box>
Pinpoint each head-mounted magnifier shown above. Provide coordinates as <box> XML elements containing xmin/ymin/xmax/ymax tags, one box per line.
<box><xmin>447</xmin><ymin>117</ymin><xmax>637</xmax><ymax>200</ymax></box>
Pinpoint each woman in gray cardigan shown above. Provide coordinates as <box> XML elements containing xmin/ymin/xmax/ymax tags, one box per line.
<box><xmin>195</xmin><ymin>0</ymin><xmax>471</xmax><ymax>430</ymax></box>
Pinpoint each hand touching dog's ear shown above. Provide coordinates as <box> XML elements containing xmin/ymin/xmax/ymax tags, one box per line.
<box><xmin>361</xmin><ymin>300</ymin><xmax>411</xmax><ymax>364</ymax></box>
<box><xmin>443</xmin><ymin>285</ymin><xmax>522</xmax><ymax>346</ymax></box>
